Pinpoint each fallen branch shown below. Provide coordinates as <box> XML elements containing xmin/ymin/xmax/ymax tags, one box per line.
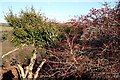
<box><xmin>2</xmin><ymin>44</ymin><xmax>26</xmax><ymax>59</ymax></box>
<box><xmin>2</xmin><ymin>48</ymin><xmax>19</xmax><ymax>59</ymax></box>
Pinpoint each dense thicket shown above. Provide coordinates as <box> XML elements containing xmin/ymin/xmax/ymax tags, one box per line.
<box><xmin>4</xmin><ymin>2</ymin><xmax>120</xmax><ymax>80</ymax></box>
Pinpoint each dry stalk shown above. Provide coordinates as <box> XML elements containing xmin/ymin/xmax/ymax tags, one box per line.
<box><xmin>64</xmin><ymin>33</ymin><xmax>78</xmax><ymax>64</ymax></box>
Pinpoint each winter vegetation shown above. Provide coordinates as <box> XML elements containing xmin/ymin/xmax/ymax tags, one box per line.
<box><xmin>1</xmin><ymin>2</ymin><xmax>120</xmax><ymax>80</ymax></box>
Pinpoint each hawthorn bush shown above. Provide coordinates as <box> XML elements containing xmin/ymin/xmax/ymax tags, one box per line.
<box><xmin>4</xmin><ymin>7</ymin><xmax>61</xmax><ymax>79</ymax></box>
<box><xmin>40</xmin><ymin>3</ymin><xmax>120</xmax><ymax>80</ymax></box>
<box><xmin>5</xmin><ymin>7</ymin><xmax>60</xmax><ymax>56</ymax></box>
<box><xmin>3</xmin><ymin>2</ymin><xmax>120</xmax><ymax>80</ymax></box>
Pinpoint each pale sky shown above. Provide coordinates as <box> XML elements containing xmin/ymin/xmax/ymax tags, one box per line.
<box><xmin>0</xmin><ymin>0</ymin><xmax>117</xmax><ymax>23</ymax></box>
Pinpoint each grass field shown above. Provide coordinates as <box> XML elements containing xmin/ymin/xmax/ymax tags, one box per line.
<box><xmin>0</xmin><ymin>26</ymin><xmax>13</xmax><ymax>32</ymax></box>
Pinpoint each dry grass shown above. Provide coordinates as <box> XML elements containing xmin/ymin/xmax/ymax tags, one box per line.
<box><xmin>2</xmin><ymin>40</ymin><xmax>34</xmax><ymax>65</ymax></box>
<box><xmin>1</xmin><ymin>26</ymin><xmax>34</xmax><ymax>66</ymax></box>
<box><xmin>0</xmin><ymin>26</ymin><xmax>13</xmax><ymax>32</ymax></box>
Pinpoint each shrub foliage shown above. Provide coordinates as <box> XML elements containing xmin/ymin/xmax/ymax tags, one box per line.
<box><xmin>4</xmin><ymin>2</ymin><xmax>120</xmax><ymax>80</ymax></box>
<box><xmin>5</xmin><ymin>7</ymin><xmax>60</xmax><ymax>49</ymax></box>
